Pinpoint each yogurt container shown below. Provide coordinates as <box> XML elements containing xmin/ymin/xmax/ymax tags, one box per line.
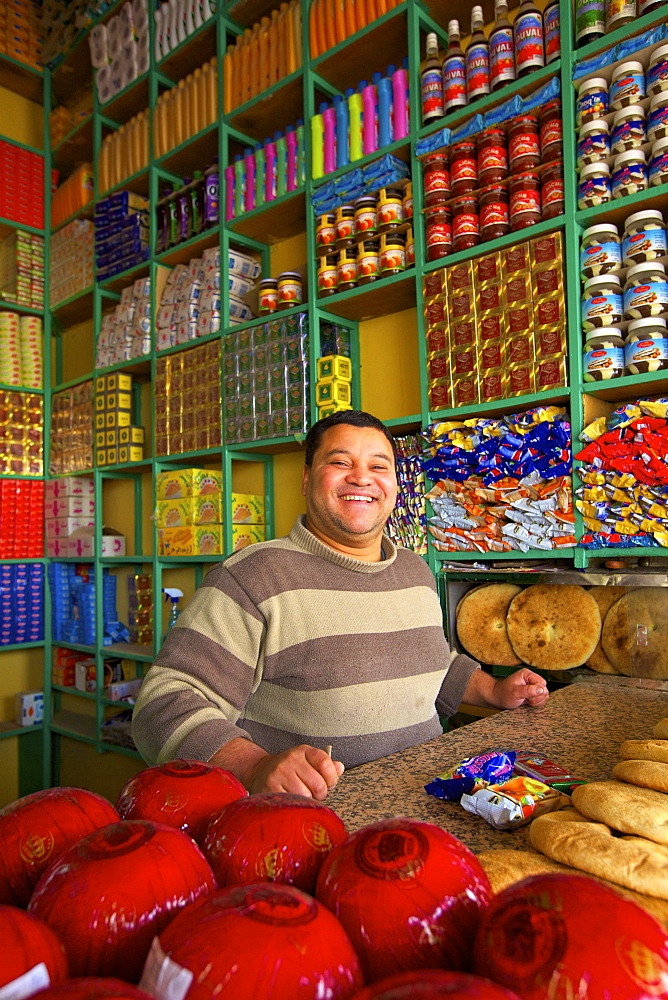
<box><xmin>582</xmin><ymin>274</ymin><xmax>624</xmax><ymax>330</ymax></box>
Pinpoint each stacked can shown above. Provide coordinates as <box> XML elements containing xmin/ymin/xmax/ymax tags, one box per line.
<box><xmin>0</xmin><ymin>312</ymin><xmax>21</xmax><ymax>386</ymax></box>
<box><xmin>576</xmin><ymin>44</ymin><xmax>668</xmax><ymax>210</ymax></box>
<box><xmin>19</xmin><ymin>316</ymin><xmax>43</xmax><ymax>389</ymax></box>
<box><xmin>581</xmin><ymin>210</ymin><xmax>668</xmax><ymax>381</ymax></box>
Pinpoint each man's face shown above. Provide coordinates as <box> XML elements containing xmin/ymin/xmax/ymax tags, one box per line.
<box><xmin>301</xmin><ymin>423</ymin><xmax>398</xmax><ymax>551</ymax></box>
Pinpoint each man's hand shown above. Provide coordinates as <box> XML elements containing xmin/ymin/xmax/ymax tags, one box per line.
<box><xmin>462</xmin><ymin>666</ymin><xmax>549</xmax><ymax>711</ymax></box>
<box><xmin>209</xmin><ymin>737</ymin><xmax>344</xmax><ymax>799</ymax></box>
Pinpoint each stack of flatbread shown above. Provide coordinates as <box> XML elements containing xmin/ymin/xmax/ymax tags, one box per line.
<box><xmin>477</xmin><ymin>716</ymin><xmax>668</xmax><ymax>930</ymax></box>
<box><xmin>597</xmin><ymin>588</ymin><xmax>668</xmax><ymax>679</ymax></box>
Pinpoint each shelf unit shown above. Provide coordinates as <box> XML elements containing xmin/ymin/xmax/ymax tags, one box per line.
<box><xmin>13</xmin><ymin>0</ymin><xmax>668</xmax><ymax>797</ymax></box>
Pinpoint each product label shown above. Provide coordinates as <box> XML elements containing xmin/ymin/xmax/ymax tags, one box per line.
<box><xmin>509</xmin><ymin>131</ymin><xmax>540</xmax><ymax>162</ymax></box>
<box><xmin>647</xmin><ymin>58</ymin><xmax>668</xmax><ymax>93</ymax></box>
<box><xmin>580</xmin><ymin>241</ymin><xmax>623</xmax><ymax>275</ymax></box>
<box><xmin>576</xmin><ymin>89</ymin><xmax>609</xmax><ymax>124</ymax></box>
<box><xmin>544</xmin><ymin>5</ymin><xmax>561</xmax><ymax>60</ymax></box>
<box><xmin>379</xmin><ymin>246</ymin><xmax>405</xmax><ymax>272</ymax></box>
<box><xmin>648</xmin><ymin>105</ymin><xmax>668</xmax><ymax>138</ymax></box>
<box><xmin>490</xmin><ymin>27</ymin><xmax>515</xmax><ymax>86</ymax></box>
<box><xmin>510</xmin><ymin>189</ymin><xmax>540</xmax><ymax>218</ymax></box>
<box><xmin>358</xmin><ymin>249</ymin><xmax>379</xmax><ymax>278</ymax></box>
<box><xmin>650</xmin><ymin>152</ymin><xmax>668</xmax><ymax>184</ymax></box>
<box><xmin>466</xmin><ymin>43</ymin><xmax>490</xmax><ymax>98</ymax></box>
<box><xmin>610</xmin><ymin>74</ymin><xmax>644</xmax><ymax>106</ymax></box>
<box><xmin>451</xmin><ymin>156</ymin><xmax>477</xmax><ymax>183</ymax></box>
<box><xmin>480</xmin><ymin>199</ymin><xmax>510</xmax><ymax>228</ymax></box>
<box><xmin>452</xmin><ymin>212</ymin><xmax>479</xmax><ymax>238</ymax></box>
<box><xmin>425</xmin><ymin>169</ymin><xmax>450</xmax><ymax>194</ymax></box>
<box><xmin>337</xmin><ymin>261</ymin><xmax>357</xmax><ymax>284</ymax></box>
<box><xmin>624</xmin><ymin>282</ymin><xmax>668</xmax><ymax>315</ymax></box>
<box><xmin>606</xmin><ymin>0</ymin><xmax>635</xmax><ymax>22</ymax></box>
<box><xmin>426</xmin><ymin>223</ymin><xmax>452</xmax><ymax>247</ymax></box>
<box><xmin>540</xmin><ymin>118</ymin><xmax>562</xmax><ymax>149</ymax></box>
<box><xmin>611</xmin><ymin>162</ymin><xmax>647</xmax><ymax>196</ymax></box>
<box><xmin>335</xmin><ymin>218</ymin><xmax>354</xmax><ymax>240</ymax></box>
<box><xmin>578</xmin><ymin>174</ymin><xmax>611</xmax><ymax>207</ymax></box>
<box><xmin>542</xmin><ymin>175</ymin><xmax>564</xmax><ymax>207</ymax></box>
<box><xmin>378</xmin><ymin>202</ymin><xmax>403</xmax><ymax>226</ymax></box>
<box><xmin>315</xmin><ymin>222</ymin><xmax>336</xmax><ymax>247</ymax></box>
<box><xmin>583</xmin><ymin>346</ymin><xmax>625</xmax><ymax>380</ymax></box>
<box><xmin>581</xmin><ymin>292</ymin><xmax>623</xmax><ymax>327</ymax></box>
<box><xmin>576</xmin><ymin>131</ymin><xmax>610</xmax><ymax>165</ymax></box>
<box><xmin>623</xmin><ymin>228</ymin><xmax>668</xmax><ymax>262</ymax></box>
<box><xmin>479</xmin><ymin>144</ymin><xmax>508</xmax><ymax>174</ymax></box>
<box><xmin>625</xmin><ymin>337</ymin><xmax>668</xmax><ymax>367</ymax></box>
<box><xmin>317</xmin><ymin>263</ymin><xmax>337</xmax><ymax>294</ymax></box>
<box><xmin>576</xmin><ymin>0</ymin><xmax>605</xmax><ymax>39</ymax></box>
<box><xmin>443</xmin><ymin>54</ymin><xmax>466</xmax><ymax>110</ymax></box>
<box><xmin>514</xmin><ymin>12</ymin><xmax>544</xmax><ymax>71</ymax></box>
<box><xmin>611</xmin><ymin>118</ymin><xmax>645</xmax><ymax>153</ymax></box>
<box><xmin>421</xmin><ymin>68</ymin><xmax>445</xmax><ymax>120</ymax></box>
<box><xmin>354</xmin><ymin>208</ymin><xmax>377</xmax><ymax>235</ymax></box>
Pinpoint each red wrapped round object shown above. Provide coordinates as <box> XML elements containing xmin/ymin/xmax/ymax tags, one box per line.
<box><xmin>29</xmin><ymin>820</ymin><xmax>217</xmax><ymax>982</ymax></box>
<box><xmin>349</xmin><ymin>970</ymin><xmax>521</xmax><ymax>999</ymax></box>
<box><xmin>315</xmin><ymin>817</ymin><xmax>491</xmax><ymax>982</ymax></box>
<box><xmin>115</xmin><ymin>759</ymin><xmax>247</xmax><ymax>846</ymax></box>
<box><xmin>473</xmin><ymin>873</ymin><xmax>668</xmax><ymax>999</ymax></box>
<box><xmin>202</xmin><ymin>792</ymin><xmax>347</xmax><ymax>893</ymax></box>
<box><xmin>139</xmin><ymin>881</ymin><xmax>363</xmax><ymax>1000</ymax></box>
<box><xmin>0</xmin><ymin>904</ymin><xmax>68</xmax><ymax>993</ymax></box>
<box><xmin>32</xmin><ymin>978</ymin><xmax>156</xmax><ymax>1000</ymax></box>
<box><xmin>0</xmin><ymin>787</ymin><xmax>119</xmax><ymax>907</ymax></box>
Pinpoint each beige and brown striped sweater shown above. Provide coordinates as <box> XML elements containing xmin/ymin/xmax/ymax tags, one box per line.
<box><xmin>132</xmin><ymin>516</ymin><xmax>479</xmax><ymax>769</ymax></box>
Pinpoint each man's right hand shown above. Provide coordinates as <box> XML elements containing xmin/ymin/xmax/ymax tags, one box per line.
<box><xmin>209</xmin><ymin>737</ymin><xmax>344</xmax><ymax>800</ymax></box>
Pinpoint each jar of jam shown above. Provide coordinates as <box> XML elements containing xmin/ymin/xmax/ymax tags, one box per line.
<box><xmin>539</xmin><ymin>100</ymin><xmax>562</xmax><ymax>163</ymax></box>
<box><xmin>336</xmin><ymin>247</ymin><xmax>357</xmax><ymax>291</ymax></box>
<box><xmin>477</xmin><ymin>128</ymin><xmax>508</xmax><ymax>185</ymax></box>
<box><xmin>479</xmin><ymin>184</ymin><xmax>509</xmax><ymax>241</ymax></box>
<box><xmin>403</xmin><ymin>183</ymin><xmax>413</xmax><ymax>221</ymax></box>
<box><xmin>377</xmin><ymin>187</ymin><xmax>404</xmax><ymax>232</ymax></box>
<box><xmin>509</xmin><ymin>171</ymin><xmax>541</xmax><ymax>230</ymax></box>
<box><xmin>334</xmin><ymin>204</ymin><xmax>355</xmax><ymax>249</ymax></box>
<box><xmin>354</xmin><ymin>196</ymin><xmax>377</xmax><ymax>237</ymax></box>
<box><xmin>425</xmin><ymin>204</ymin><xmax>452</xmax><ymax>260</ymax></box>
<box><xmin>611</xmin><ymin>150</ymin><xmax>648</xmax><ymax>199</ymax></box>
<box><xmin>258</xmin><ymin>277</ymin><xmax>278</xmax><ymax>313</ymax></box>
<box><xmin>650</xmin><ymin>137</ymin><xmax>668</xmax><ymax>187</ymax></box>
<box><xmin>277</xmin><ymin>271</ymin><xmax>303</xmax><ymax>308</ymax></box>
<box><xmin>379</xmin><ymin>232</ymin><xmax>406</xmax><ymax>275</ymax></box>
<box><xmin>452</xmin><ymin>194</ymin><xmax>479</xmax><ymax>253</ymax></box>
<box><xmin>508</xmin><ymin>115</ymin><xmax>540</xmax><ymax>172</ymax></box>
<box><xmin>317</xmin><ymin>255</ymin><xmax>338</xmax><ymax>297</ymax></box>
<box><xmin>357</xmin><ymin>240</ymin><xmax>380</xmax><ymax>284</ymax></box>
<box><xmin>577</xmin><ymin>119</ymin><xmax>610</xmax><ymax>168</ymax></box>
<box><xmin>405</xmin><ymin>226</ymin><xmax>415</xmax><ymax>266</ymax></box>
<box><xmin>611</xmin><ymin>105</ymin><xmax>646</xmax><ymax>155</ymax></box>
<box><xmin>578</xmin><ymin>162</ymin><xmax>611</xmax><ymax>209</ymax></box>
<box><xmin>449</xmin><ymin>140</ymin><xmax>478</xmax><ymax>197</ymax></box>
<box><xmin>315</xmin><ymin>213</ymin><xmax>336</xmax><ymax>251</ymax></box>
<box><xmin>423</xmin><ymin>152</ymin><xmax>451</xmax><ymax>207</ymax></box>
<box><xmin>541</xmin><ymin>162</ymin><xmax>564</xmax><ymax>220</ymax></box>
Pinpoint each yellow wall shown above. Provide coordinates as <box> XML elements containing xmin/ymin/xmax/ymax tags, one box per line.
<box><xmin>0</xmin><ymin>85</ymin><xmax>43</xmax><ymax>149</ymax></box>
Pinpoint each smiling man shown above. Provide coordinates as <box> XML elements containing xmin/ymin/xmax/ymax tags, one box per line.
<box><xmin>133</xmin><ymin>411</ymin><xmax>548</xmax><ymax>798</ymax></box>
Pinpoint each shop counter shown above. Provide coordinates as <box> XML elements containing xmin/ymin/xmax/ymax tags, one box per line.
<box><xmin>326</xmin><ymin>678</ymin><xmax>668</xmax><ymax>852</ymax></box>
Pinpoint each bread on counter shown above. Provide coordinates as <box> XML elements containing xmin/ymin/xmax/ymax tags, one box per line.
<box><xmin>571</xmin><ymin>780</ymin><xmax>668</xmax><ymax>845</ymax></box>
<box><xmin>620</xmin><ymin>739</ymin><xmax>668</xmax><ymax>765</ymax></box>
<box><xmin>654</xmin><ymin>718</ymin><xmax>668</xmax><ymax>739</ymax></box>
<box><xmin>613</xmin><ymin>759</ymin><xmax>668</xmax><ymax>793</ymax></box>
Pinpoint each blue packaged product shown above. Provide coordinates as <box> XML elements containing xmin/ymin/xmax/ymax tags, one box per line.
<box><xmin>425</xmin><ymin>750</ymin><xmax>516</xmax><ymax>801</ymax></box>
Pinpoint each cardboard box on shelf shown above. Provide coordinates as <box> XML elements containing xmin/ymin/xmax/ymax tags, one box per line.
<box><xmin>14</xmin><ymin>689</ymin><xmax>43</xmax><ymax>726</ymax></box>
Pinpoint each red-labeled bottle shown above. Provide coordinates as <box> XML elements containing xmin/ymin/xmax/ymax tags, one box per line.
<box><xmin>490</xmin><ymin>0</ymin><xmax>516</xmax><ymax>90</ymax></box>
<box><xmin>443</xmin><ymin>19</ymin><xmax>467</xmax><ymax>112</ymax></box>
<box><xmin>477</xmin><ymin>127</ymin><xmax>508</xmax><ymax>184</ymax></box>
<box><xmin>452</xmin><ymin>193</ymin><xmax>480</xmax><ymax>252</ymax></box>
<box><xmin>465</xmin><ymin>6</ymin><xmax>490</xmax><ymax>102</ymax></box>
<box><xmin>450</xmin><ymin>140</ymin><xmax>478</xmax><ymax>196</ymax></box>
<box><xmin>423</xmin><ymin>151</ymin><xmax>450</xmax><ymax>207</ymax></box>
<box><xmin>421</xmin><ymin>32</ymin><xmax>445</xmax><ymax>125</ymax></box>
<box><xmin>514</xmin><ymin>0</ymin><xmax>545</xmax><ymax>76</ymax></box>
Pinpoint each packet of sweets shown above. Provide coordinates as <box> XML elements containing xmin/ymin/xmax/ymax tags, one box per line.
<box><xmin>424</xmin><ymin>749</ymin><xmax>516</xmax><ymax>802</ymax></box>
<box><xmin>460</xmin><ymin>775</ymin><xmax>569</xmax><ymax>830</ymax></box>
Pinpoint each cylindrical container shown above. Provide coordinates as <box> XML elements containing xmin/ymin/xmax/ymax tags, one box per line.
<box><xmin>541</xmin><ymin>161</ymin><xmax>564</xmax><ymax>219</ymax></box>
<box><xmin>609</xmin><ymin>60</ymin><xmax>645</xmax><ymax>110</ymax></box>
<box><xmin>480</xmin><ymin>183</ymin><xmax>509</xmax><ymax>240</ymax></box>
<box><xmin>452</xmin><ymin>194</ymin><xmax>479</xmax><ymax>253</ymax></box>
<box><xmin>336</xmin><ymin>247</ymin><xmax>357</xmax><ymax>291</ymax></box>
<box><xmin>357</xmin><ymin>239</ymin><xmax>380</xmax><ymax>283</ymax></box>
<box><xmin>623</xmin><ymin>261</ymin><xmax>668</xmax><ymax>318</ymax></box>
<box><xmin>514</xmin><ymin>0</ymin><xmax>544</xmax><ymax>76</ymax></box>
<box><xmin>605</xmin><ymin>0</ymin><xmax>636</xmax><ymax>33</ymax></box>
<box><xmin>509</xmin><ymin>170</ymin><xmax>541</xmax><ymax>229</ymax></box>
<box><xmin>623</xmin><ymin>209</ymin><xmax>667</xmax><ymax>264</ymax></box>
<box><xmin>577</xmin><ymin>119</ymin><xmax>610</xmax><ymax>167</ymax></box>
<box><xmin>403</xmin><ymin>182</ymin><xmax>413</xmax><ymax>221</ymax></box>
<box><xmin>379</xmin><ymin>232</ymin><xmax>405</xmax><ymax>275</ymax></box>
<box><xmin>576</xmin><ymin>77</ymin><xmax>608</xmax><ymax>126</ymax></box>
<box><xmin>425</xmin><ymin>204</ymin><xmax>452</xmax><ymax>260</ymax></box>
<box><xmin>647</xmin><ymin>43</ymin><xmax>668</xmax><ymax>99</ymax></box>
<box><xmin>583</xmin><ymin>331</ymin><xmax>626</xmax><ymax>381</ymax></box>
<box><xmin>405</xmin><ymin>226</ymin><xmax>415</xmax><ymax>266</ymax></box>
<box><xmin>611</xmin><ymin>150</ymin><xmax>647</xmax><ymax>199</ymax></box>
<box><xmin>580</xmin><ymin>223</ymin><xmax>622</xmax><ymax>278</ymax></box>
<box><xmin>334</xmin><ymin>204</ymin><xmax>355</xmax><ymax>248</ymax></box>
<box><xmin>376</xmin><ymin>187</ymin><xmax>404</xmax><ymax>232</ymax></box>
<box><xmin>317</xmin><ymin>254</ymin><xmax>338</xmax><ymax>296</ymax></box>
<box><xmin>539</xmin><ymin>99</ymin><xmax>562</xmax><ymax>163</ymax></box>
<box><xmin>543</xmin><ymin>0</ymin><xmax>560</xmax><ymax>63</ymax></box>
<box><xmin>316</xmin><ymin>212</ymin><xmax>336</xmax><ymax>250</ymax></box>
<box><xmin>258</xmin><ymin>277</ymin><xmax>278</xmax><ymax>313</ymax></box>
<box><xmin>354</xmin><ymin>196</ymin><xmax>377</xmax><ymax>237</ymax></box>
<box><xmin>477</xmin><ymin>127</ymin><xmax>508</xmax><ymax>185</ymax></box>
<box><xmin>648</xmin><ymin>92</ymin><xmax>668</xmax><ymax>143</ymax></box>
<box><xmin>582</xmin><ymin>274</ymin><xmax>623</xmax><ymax>330</ymax></box>
<box><xmin>277</xmin><ymin>271</ymin><xmax>303</xmax><ymax>308</ymax></box>
<box><xmin>640</xmin><ymin>0</ymin><xmax>666</xmax><ymax>11</ymax></box>
<box><xmin>575</xmin><ymin>0</ymin><xmax>605</xmax><ymax>44</ymax></box>
<box><xmin>610</xmin><ymin>105</ymin><xmax>646</xmax><ymax>155</ymax></box>
<box><xmin>578</xmin><ymin>161</ymin><xmax>611</xmax><ymax>209</ymax></box>
<box><xmin>508</xmin><ymin>114</ymin><xmax>540</xmax><ymax>172</ymax></box>
<box><xmin>450</xmin><ymin>140</ymin><xmax>478</xmax><ymax>196</ymax></box>
<box><xmin>650</xmin><ymin>137</ymin><xmax>668</xmax><ymax>186</ymax></box>
<box><xmin>423</xmin><ymin>152</ymin><xmax>451</xmax><ymax>207</ymax></box>
<box><xmin>624</xmin><ymin>317</ymin><xmax>668</xmax><ymax>373</ymax></box>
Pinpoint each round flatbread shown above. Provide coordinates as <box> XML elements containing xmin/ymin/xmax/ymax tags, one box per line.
<box><xmin>455</xmin><ymin>583</ymin><xmax>523</xmax><ymax>667</ymax></box>
<box><xmin>455</xmin><ymin>583</ymin><xmax>493</xmax><ymax>619</ymax></box>
<box><xmin>572</xmin><ymin>779</ymin><xmax>668</xmax><ymax>845</ymax></box>
<box><xmin>620</xmin><ymin>739</ymin><xmax>668</xmax><ymax>765</ymax></box>
<box><xmin>505</xmin><ymin>584</ymin><xmax>601</xmax><ymax>671</ymax></box>
<box><xmin>613</xmin><ymin>759</ymin><xmax>668</xmax><ymax>793</ymax></box>
<box><xmin>602</xmin><ymin>588</ymin><xmax>668</xmax><ymax>678</ymax></box>
<box><xmin>586</xmin><ymin>587</ymin><xmax>627</xmax><ymax>674</ymax></box>
<box><xmin>654</xmin><ymin>718</ymin><xmax>668</xmax><ymax>739</ymax></box>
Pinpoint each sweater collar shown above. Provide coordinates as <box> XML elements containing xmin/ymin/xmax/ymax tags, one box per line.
<box><xmin>290</xmin><ymin>515</ymin><xmax>397</xmax><ymax>572</ymax></box>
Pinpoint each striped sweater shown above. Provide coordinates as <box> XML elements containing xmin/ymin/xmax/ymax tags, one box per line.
<box><xmin>132</xmin><ymin>516</ymin><xmax>479</xmax><ymax>769</ymax></box>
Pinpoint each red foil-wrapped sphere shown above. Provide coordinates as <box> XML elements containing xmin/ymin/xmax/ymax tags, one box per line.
<box><xmin>115</xmin><ymin>759</ymin><xmax>247</xmax><ymax>845</ymax></box>
<box><xmin>349</xmin><ymin>970</ymin><xmax>522</xmax><ymax>999</ymax></box>
<box><xmin>0</xmin><ymin>787</ymin><xmax>119</xmax><ymax>907</ymax></box>
<box><xmin>202</xmin><ymin>792</ymin><xmax>348</xmax><ymax>893</ymax></box>
<box><xmin>315</xmin><ymin>817</ymin><xmax>491</xmax><ymax>982</ymax></box>
<box><xmin>139</xmin><ymin>881</ymin><xmax>364</xmax><ymax>1000</ymax></box>
<box><xmin>31</xmin><ymin>978</ymin><xmax>156</xmax><ymax>1000</ymax></box>
<box><xmin>29</xmin><ymin>820</ymin><xmax>217</xmax><ymax>982</ymax></box>
<box><xmin>473</xmin><ymin>873</ymin><xmax>668</xmax><ymax>999</ymax></box>
<box><xmin>0</xmin><ymin>904</ymin><xmax>68</xmax><ymax>993</ymax></box>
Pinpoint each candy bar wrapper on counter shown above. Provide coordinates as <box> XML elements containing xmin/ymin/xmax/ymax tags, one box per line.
<box><xmin>424</xmin><ymin>749</ymin><xmax>515</xmax><ymax>802</ymax></box>
<box><xmin>461</xmin><ymin>776</ymin><xmax>570</xmax><ymax>830</ymax></box>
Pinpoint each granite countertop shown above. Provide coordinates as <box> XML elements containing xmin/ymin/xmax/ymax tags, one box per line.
<box><xmin>326</xmin><ymin>678</ymin><xmax>668</xmax><ymax>852</ymax></box>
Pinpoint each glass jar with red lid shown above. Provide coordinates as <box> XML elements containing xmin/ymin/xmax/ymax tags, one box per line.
<box><xmin>452</xmin><ymin>194</ymin><xmax>480</xmax><ymax>252</ymax></box>
<box><xmin>425</xmin><ymin>204</ymin><xmax>452</xmax><ymax>260</ymax></box>
<box><xmin>539</xmin><ymin>99</ymin><xmax>563</xmax><ymax>163</ymax></box>
<box><xmin>423</xmin><ymin>152</ymin><xmax>451</xmax><ymax>208</ymax></box>
<box><xmin>450</xmin><ymin>140</ymin><xmax>478</xmax><ymax>197</ymax></box>
<box><xmin>508</xmin><ymin>114</ymin><xmax>540</xmax><ymax>172</ymax></box>
<box><xmin>541</xmin><ymin>161</ymin><xmax>564</xmax><ymax>219</ymax></box>
<box><xmin>509</xmin><ymin>171</ymin><xmax>541</xmax><ymax>229</ymax></box>
<box><xmin>477</xmin><ymin>128</ymin><xmax>508</xmax><ymax>185</ymax></box>
<box><xmin>480</xmin><ymin>184</ymin><xmax>510</xmax><ymax>241</ymax></box>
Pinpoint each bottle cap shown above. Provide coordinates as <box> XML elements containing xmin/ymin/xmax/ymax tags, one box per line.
<box><xmin>319</xmin><ymin>101</ymin><xmax>329</xmax><ymax>112</ymax></box>
<box><xmin>333</xmin><ymin>94</ymin><xmax>342</xmax><ymax>105</ymax></box>
<box><xmin>386</xmin><ymin>64</ymin><xmax>396</xmax><ymax>75</ymax></box>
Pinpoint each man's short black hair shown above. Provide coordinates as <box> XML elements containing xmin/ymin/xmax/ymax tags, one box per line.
<box><xmin>304</xmin><ymin>410</ymin><xmax>398</xmax><ymax>467</ymax></box>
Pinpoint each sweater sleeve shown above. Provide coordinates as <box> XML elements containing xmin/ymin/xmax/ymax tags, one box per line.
<box><xmin>131</xmin><ymin>563</ymin><xmax>265</xmax><ymax>765</ymax></box>
<box><xmin>435</xmin><ymin>652</ymin><xmax>480</xmax><ymax>718</ymax></box>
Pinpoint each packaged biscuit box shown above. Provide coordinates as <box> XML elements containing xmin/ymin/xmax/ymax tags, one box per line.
<box><xmin>156</xmin><ymin>468</ymin><xmax>222</xmax><ymax>499</ymax></box>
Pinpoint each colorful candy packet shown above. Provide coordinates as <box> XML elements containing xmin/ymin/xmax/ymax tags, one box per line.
<box><xmin>424</xmin><ymin>750</ymin><xmax>516</xmax><ymax>802</ymax></box>
<box><xmin>460</xmin><ymin>776</ymin><xmax>570</xmax><ymax>829</ymax></box>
